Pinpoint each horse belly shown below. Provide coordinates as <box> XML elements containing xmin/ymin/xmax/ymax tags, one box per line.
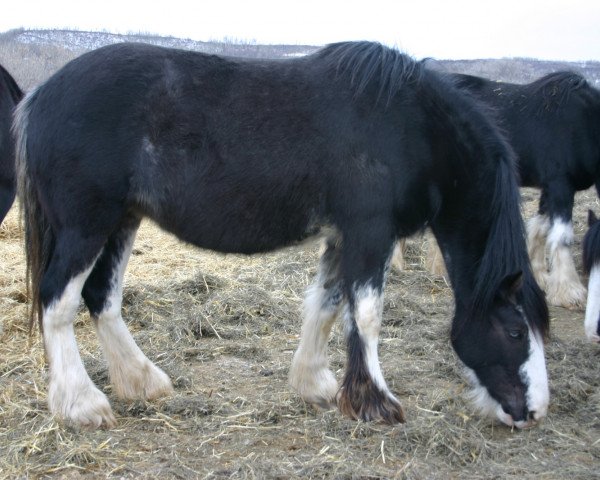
<box><xmin>137</xmin><ymin>165</ymin><xmax>325</xmax><ymax>254</ymax></box>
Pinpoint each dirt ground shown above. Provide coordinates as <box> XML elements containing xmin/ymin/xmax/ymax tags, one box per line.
<box><xmin>0</xmin><ymin>187</ymin><xmax>599</xmax><ymax>479</ymax></box>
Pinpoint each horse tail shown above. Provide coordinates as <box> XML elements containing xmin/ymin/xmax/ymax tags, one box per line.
<box><xmin>13</xmin><ymin>88</ymin><xmax>52</xmax><ymax>332</ymax></box>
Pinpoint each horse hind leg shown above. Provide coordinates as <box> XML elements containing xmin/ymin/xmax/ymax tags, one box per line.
<box><xmin>390</xmin><ymin>239</ymin><xmax>406</xmax><ymax>270</ymax></box>
<box><xmin>289</xmin><ymin>236</ymin><xmax>344</xmax><ymax>409</ymax></box>
<box><xmin>40</xmin><ymin>233</ymin><xmax>116</xmax><ymax>428</ymax></box>
<box><xmin>425</xmin><ymin>231</ymin><xmax>446</xmax><ymax>276</ymax></box>
<box><xmin>545</xmin><ymin>217</ymin><xmax>587</xmax><ymax>309</ymax></box>
<box><xmin>82</xmin><ymin>217</ymin><xmax>173</xmax><ymax>402</ymax></box>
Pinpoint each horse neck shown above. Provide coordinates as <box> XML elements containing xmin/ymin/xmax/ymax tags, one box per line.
<box><xmin>432</xmin><ymin>217</ymin><xmax>489</xmax><ymax>310</ymax></box>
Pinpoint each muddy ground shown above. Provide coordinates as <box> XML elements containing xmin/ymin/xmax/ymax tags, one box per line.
<box><xmin>0</xmin><ymin>187</ymin><xmax>598</xmax><ymax>479</ymax></box>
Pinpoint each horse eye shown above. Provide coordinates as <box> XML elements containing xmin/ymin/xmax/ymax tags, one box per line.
<box><xmin>508</xmin><ymin>330</ymin><xmax>524</xmax><ymax>340</ymax></box>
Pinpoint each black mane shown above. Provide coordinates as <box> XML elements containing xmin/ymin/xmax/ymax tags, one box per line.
<box><xmin>529</xmin><ymin>71</ymin><xmax>588</xmax><ymax>112</ymax></box>
<box><xmin>316</xmin><ymin>41</ymin><xmax>423</xmax><ymax>106</ymax></box>
<box><xmin>471</xmin><ymin>153</ymin><xmax>549</xmax><ymax>337</ymax></box>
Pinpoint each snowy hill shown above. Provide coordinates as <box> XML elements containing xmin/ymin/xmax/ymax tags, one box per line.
<box><xmin>0</xmin><ymin>28</ymin><xmax>598</xmax><ymax>91</ymax></box>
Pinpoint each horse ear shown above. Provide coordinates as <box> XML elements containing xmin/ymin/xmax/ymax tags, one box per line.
<box><xmin>496</xmin><ymin>271</ymin><xmax>523</xmax><ymax>302</ymax></box>
<box><xmin>588</xmin><ymin>209</ymin><xmax>598</xmax><ymax>227</ymax></box>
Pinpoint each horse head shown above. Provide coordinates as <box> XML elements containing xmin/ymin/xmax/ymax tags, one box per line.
<box><xmin>452</xmin><ymin>272</ymin><xmax>549</xmax><ymax>428</ymax></box>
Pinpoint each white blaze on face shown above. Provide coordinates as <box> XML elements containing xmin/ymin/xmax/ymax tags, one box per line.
<box><xmin>518</xmin><ymin>328</ymin><xmax>549</xmax><ymax>425</ymax></box>
<box><xmin>461</xmin><ymin>326</ymin><xmax>549</xmax><ymax>429</ymax></box>
<box><xmin>585</xmin><ymin>265</ymin><xmax>600</xmax><ymax>342</ymax></box>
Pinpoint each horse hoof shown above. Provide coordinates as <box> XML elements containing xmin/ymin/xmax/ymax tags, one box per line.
<box><xmin>337</xmin><ymin>386</ymin><xmax>406</xmax><ymax>424</ymax></box>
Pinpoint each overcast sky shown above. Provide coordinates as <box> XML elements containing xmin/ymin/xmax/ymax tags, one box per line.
<box><xmin>2</xmin><ymin>0</ymin><xmax>599</xmax><ymax>61</ymax></box>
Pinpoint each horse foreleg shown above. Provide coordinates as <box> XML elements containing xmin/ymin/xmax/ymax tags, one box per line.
<box><xmin>338</xmin><ymin>285</ymin><xmax>405</xmax><ymax>423</ymax></box>
<box><xmin>545</xmin><ymin>219</ymin><xmax>586</xmax><ymax>309</ymax></box>
<box><xmin>290</xmin><ymin>238</ymin><xmax>343</xmax><ymax>409</ymax></box>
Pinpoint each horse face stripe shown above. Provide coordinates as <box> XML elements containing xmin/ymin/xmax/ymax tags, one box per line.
<box><xmin>585</xmin><ymin>265</ymin><xmax>600</xmax><ymax>342</ymax></box>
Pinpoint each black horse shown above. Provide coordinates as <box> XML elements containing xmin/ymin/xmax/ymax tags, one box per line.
<box><xmin>453</xmin><ymin>72</ymin><xmax>600</xmax><ymax>309</ymax></box>
<box><xmin>0</xmin><ymin>64</ymin><xmax>23</xmax><ymax>224</ymax></box>
<box><xmin>583</xmin><ymin>210</ymin><xmax>600</xmax><ymax>342</ymax></box>
<box><xmin>15</xmin><ymin>41</ymin><xmax>549</xmax><ymax>429</ymax></box>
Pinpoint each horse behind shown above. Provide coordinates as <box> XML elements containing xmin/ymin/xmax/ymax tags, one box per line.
<box><xmin>15</xmin><ymin>41</ymin><xmax>549</xmax><ymax>429</ymax></box>
<box><xmin>0</xmin><ymin>63</ymin><xmax>23</xmax><ymax>224</ymax></box>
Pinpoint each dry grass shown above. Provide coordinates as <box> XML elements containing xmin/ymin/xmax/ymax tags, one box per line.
<box><xmin>1</xmin><ymin>189</ymin><xmax>599</xmax><ymax>479</ymax></box>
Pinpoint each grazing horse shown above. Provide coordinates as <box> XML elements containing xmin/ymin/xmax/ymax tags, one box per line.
<box><xmin>15</xmin><ymin>41</ymin><xmax>549</xmax><ymax>429</ymax></box>
<box><xmin>454</xmin><ymin>72</ymin><xmax>600</xmax><ymax>309</ymax></box>
<box><xmin>0</xmin><ymin>64</ymin><xmax>23</xmax><ymax>224</ymax></box>
<box><xmin>583</xmin><ymin>210</ymin><xmax>600</xmax><ymax>342</ymax></box>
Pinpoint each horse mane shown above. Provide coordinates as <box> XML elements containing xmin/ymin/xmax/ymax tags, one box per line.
<box><xmin>464</xmin><ymin>131</ymin><xmax>549</xmax><ymax>338</ymax></box>
<box><xmin>583</xmin><ymin>212</ymin><xmax>600</xmax><ymax>274</ymax></box>
<box><xmin>528</xmin><ymin>71</ymin><xmax>588</xmax><ymax>112</ymax></box>
<box><xmin>316</xmin><ymin>41</ymin><xmax>424</xmax><ymax>106</ymax></box>
<box><xmin>0</xmin><ymin>64</ymin><xmax>24</xmax><ymax>103</ymax></box>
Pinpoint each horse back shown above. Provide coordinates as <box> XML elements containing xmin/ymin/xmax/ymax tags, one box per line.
<box><xmin>453</xmin><ymin>71</ymin><xmax>600</xmax><ymax>189</ymax></box>
<box><xmin>22</xmin><ymin>43</ymin><xmax>445</xmax><ymax>253</ymax></box>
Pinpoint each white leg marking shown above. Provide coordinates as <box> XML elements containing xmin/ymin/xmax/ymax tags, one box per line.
<box><xmin>352</xmin><ymin>287</ymin><xmax>398</xmax><ymax>402</ymax></box>
<box><xmin>584</xmin><ymin>265</ymin><xmax>600</xmax><ymax>342</ymax></box>
<box><xmin>44</xmin><ymin>265</ymin><xmax>116</xmax><ymax>428</ymax></box>
<box><xmin>546</xmin><ymin>220</ymin><xmax>586</xmax><ymax>308</ymax></box>
<box><xmin>94</xmin><ymin>230</ymin><xmax>173</xmax><ymax>400</ymax></box>
<box><xmin>289</xmin><ymin>282</ymin><xmax>340</xmax><ymax>408</ymax></box>
<box><xmin>391</xmin><ymin>240</ymin><xmax>406</xmax><ymax>271</ymax></box>
<box><xmin>518</xmin><ymin>328</ymin><xmax>549</xmax><ymax>425</ymax></box>
<box><xmin>527</xmin><ymin>214</ymin><xmax>550</xmax><ymax>289</ymax></box>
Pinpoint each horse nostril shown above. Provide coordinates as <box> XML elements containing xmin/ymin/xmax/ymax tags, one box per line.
<box><xmin>528</xmin><ymin>411</ymin><xmax>536</xmax><ymax>421</ymax></box>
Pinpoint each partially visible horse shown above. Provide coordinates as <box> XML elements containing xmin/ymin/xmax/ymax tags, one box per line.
<box><xmin>15</xmin><ymin>41</ymin><xmax>549</xmax><ymax>429</ymax></box>
<box><xmin>395</xmin><ymin>71</ymin><xmax>600</xmax><ymax>310</ymax></box>
<box><xmin>583</xmin><ymin>210</ymin><xmax>600</xmax><ymax>342</ymax></box>
<box><xmin>454</xmin><ymin>72</ymin><xmax>600</xmax><ymax>309</ymax></box>
<box><xmin>0</xmin><ymin>64</ymin><xmax>23</xmax><ymax>224</ymax></box>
